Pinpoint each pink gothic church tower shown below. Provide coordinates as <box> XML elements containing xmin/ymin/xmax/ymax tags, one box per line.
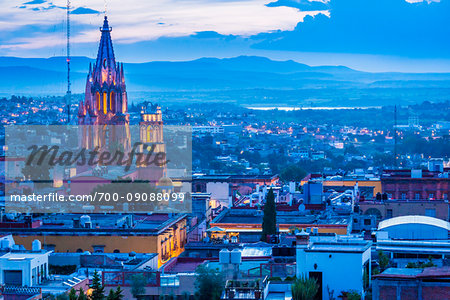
<box><xmin>78</xmin><ymin>16</ymin><xmax>128</xmax><ymax>126</ymax></box>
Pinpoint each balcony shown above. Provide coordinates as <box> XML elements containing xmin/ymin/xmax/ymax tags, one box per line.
<box><xmin>221</xmin><ymin>277</ymin><xmax>268</xmax><ymax>300</ymax></box>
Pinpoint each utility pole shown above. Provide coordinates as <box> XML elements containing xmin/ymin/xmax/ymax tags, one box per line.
<box><xmin>66</xmin><ymin>0</ymin><xmax>71</xmax><ymax>124</ymax></box>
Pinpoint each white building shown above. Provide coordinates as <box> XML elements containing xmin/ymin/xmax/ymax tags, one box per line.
<box><xmin>296</xmin><ymin>231</ymin><xmax>371</xmax><ymax>300</ymax></box>
<box><xmin>376</xmin><ymin>238</ymin><xmax>450</xmax><ymax>268</ymax></box>
<box><xmin>192</xmin><ymin>126</ymin><xmax>224</xmax><ymax>134</ymax></box>
<box><xmin>0</xmin><ymin>242</ymin><xmax>50</xmax><ymax>286</ymax></box>
<box><xmin>378</xmin><ymin>215</ymin><xmax>450</xmax><ymax>240</ymax></box>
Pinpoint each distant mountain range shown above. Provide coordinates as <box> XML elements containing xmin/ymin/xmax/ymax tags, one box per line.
<box><xmin>1</xmin><ymin>55</ymin><xmax>450</xmax><ymax>107</ymax></box>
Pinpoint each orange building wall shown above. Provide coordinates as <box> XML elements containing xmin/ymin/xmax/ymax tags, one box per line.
<box><xmin>13</xmin><ymin>219</ymin><xmax>187</xmax><ymax>267</ymax></box>
<box><xmin>13</xmin><ymin>235</ymin><xmax>159</xmax><ymax>254</ymax></box>
<box><xmin>322</xmin><ymin>180</ymin><xmax>382</xmax><ymax>197</ymax></box>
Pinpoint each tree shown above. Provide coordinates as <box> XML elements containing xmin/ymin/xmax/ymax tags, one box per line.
<box><xmin>105</xmin><ymin>287</ymin><xmax>124</xmax><ymax>300</ymax></box>
<box><xmin>68</xmin><ymin>288</ymin><xmax>77</xmax><ymax>300</ymax></box>
<box><xmin>131</xmin><ymin>274</ymin><xmax>146</xmax><ymax>299</ymax></box>
<box><xmin>338</xmin><ymin>290</ymin><xmax>361</xmax><ymax>300</ymax></box>
<box><xmin>406</xmin><ymin>257</ymin><xmax>436</xmax><ymax>269</ymax></box>
<box><xmin>194</xmin><ymin>265</ymin><xmax>224</xmax><ymax>300</ymax></box>
<box><xmin>114</xmin><ymin>286</ymin><xmax>124</xmax><ymax>300</ymax></box>
<box><xmin>55</xmin><ymin>294</ymin><xmax>69</xmax><ymax>300</ymax></box>
<box><xmin>90</xmin><ymin>271</ymin><xmax>105</xmax><ymax>300</ymax></box>
<box><xmin>291</xmin><ymin>273</ymin><xmax>319</xmax><ymax>300</ymax></box>
<box><xmin>77</xmin><ymin>288</ymin><xmax>87</xmax><ymax>300</ymax></box>
<box><xmin>378</xmin><ymin>251</ymin><xmax>390</xmax><ymax>271</ymax></box>
<box><xmin>21</xmin><ymin>159</ymin><xmax>53</xmax><ymax>189</ymax></box>
<box><xmin>280</xmin><ymin>165</ymin><xmax>307</xmax><ymax>182</ymax></box>
<box><xmin>261</xmin><ymin>188</ymin><xmax>277</xmax><ymax>241</ymax></box>
<box><xmin>106</xmin><ymin>289</ymin><xmax>116</xmax><ymax>300</ymax></box>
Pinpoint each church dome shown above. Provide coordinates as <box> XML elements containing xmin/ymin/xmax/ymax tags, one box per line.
<box><xmin>158</xmin><ymin>176</ymin><xmax>173</xmax><ymax>187</ymax></box>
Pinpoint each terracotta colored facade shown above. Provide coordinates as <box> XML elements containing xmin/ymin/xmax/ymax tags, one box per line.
<box><xmin>381</xmin><ymin>169</ymin><xmax>450</xmax><ymax>201</ymax></box>
<box><xmin>359</xmin><ymin>200</ymin><xmax>449</xmax><ymax>221</ymax></box>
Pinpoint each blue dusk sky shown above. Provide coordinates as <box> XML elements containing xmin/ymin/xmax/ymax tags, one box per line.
<box><xmin>0</xmin><ymin>0</ymin><xmax>449</xmax><ymax>72</ymax></box>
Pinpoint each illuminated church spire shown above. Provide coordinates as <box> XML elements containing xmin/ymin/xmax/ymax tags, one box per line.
<box><xmin>78</xmin><ymin>16</ymin><xmax>128</xmax><ymax>126</ymax></box>
<box><xmin>94</xmin><ymin>16</ymin><xmax>116</xmax><ymax>83</ymax></box>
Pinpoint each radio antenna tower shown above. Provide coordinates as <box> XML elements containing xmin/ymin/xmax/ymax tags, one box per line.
<box><xmin>394</xmin><ymin>105</ymin><xmax>398</xmax><ymax>167</ymax></box>
<box><xmin>66</xmin><ymin>0</ymin><xmax>71</xmax><ymax>124</ymax></box>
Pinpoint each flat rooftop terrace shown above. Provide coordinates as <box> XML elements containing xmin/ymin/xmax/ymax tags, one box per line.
<box><xmin>0</xmin><ymin>213</ymin><xmax>186</xmax><ymax>235</ymax></box>
<box><xmin>212</xmin><ymin>209</ymin><xmax>350</xmax><ymax>226</ymax></box>
<box><xmin>306</xmin><ymin>241</ymin><xmax>371</xmax><ymax>253</ymax></box>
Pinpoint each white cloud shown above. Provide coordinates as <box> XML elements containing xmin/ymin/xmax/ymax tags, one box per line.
<box><xmin>0</xmin><ymin>0</ymin><xmax>315</xmax><ymax>51</ymax></box>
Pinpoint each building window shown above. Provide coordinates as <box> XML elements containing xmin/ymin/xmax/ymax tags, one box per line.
<box><xmin>415</xmin><ymin>193</ymin><xmax>421</xmax><ymax>200</ymax></box>
<box><xmin>386</xmin><ymin>209</ymin><xmax>393</xmax><ymax>219</ymax></box>
<box><xmin>425</xmin><ymin>209</ymin><xmax>436</xmax><ymax>218</ymax></box>
<box><xmin>429</xmin><ymin>194</ymin><xmax>434</xmax><ymax>200</ymax></box>
<box><xmin>364</xmin><ymin>219</ymin><xmax>372</xmax><ymax>226</ymax></box>
<box><xmin>92</xmin><ymin>245</ymin><xmax>105</xmax><ymax>253</ymax></box>
<box><xmin>401</xmin><ymin>193</ymin><xmax>406</xmax><ymax>200</ymax></box>
<box><xmin>444</xmin><ymin>194</ymin><xmax>448</xmax><ymax>200</ymax></box>
<box><xmin>103</xmin><ymin>92</ymin><xmax>107</xmax><ymax>115</ymax></box>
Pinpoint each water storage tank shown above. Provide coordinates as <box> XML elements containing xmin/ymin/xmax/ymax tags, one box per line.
<box><xmin>219</xmin><ymin>249</ymin><xmax>230</xmax><ymax>264</ymax></box>
<box><xmin>1</xmin><ymin>239</ymin><xmax>10</xmax><ymax>249</ymax></box>
<box><xmin>32</xmin><ymin>239</ymin><xmax>42</xmax><ymax>251</ymax></box>
<box><xmin>230</xmin><ymin>249</ymin><xmax>242</xmax><ymax>264</ymax></box>
<box><xmin>80</xmin><ymin>215</ymin><xmax>92</xmax><ymax>228</ymax></box>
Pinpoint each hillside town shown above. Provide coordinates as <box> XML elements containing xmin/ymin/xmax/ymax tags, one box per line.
<box><xmin>0</xmin><ymin>14</ymin><xmax>449</xmax><ymax>300</ymax></box>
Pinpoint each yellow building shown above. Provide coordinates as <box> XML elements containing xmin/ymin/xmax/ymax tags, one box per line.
<box><xmin>323</xmin><ymin>180</ymin><xmax>381</xmax><ymax>197</ymax></box>
<box><xmin>301</xmin><ymin>175</ymin><xmax>381</xmax><ymax>198</ymax></box>
<box><xmin>6</xmin><ymin>214</ymin><xmax>187</xmax><ymax>268</ymax></box>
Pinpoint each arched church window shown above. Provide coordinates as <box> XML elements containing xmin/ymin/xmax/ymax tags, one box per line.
<box><xmin>110</xmin><ymin>91</ymin><xmax>115</xmax><ymax>113</ymax></box>
<box><xmin>103</xmin><ymin>92</ymin><xmax>107</xmax><ymax>115</ymax></box>
<box><xmin>96</xmin><ymin>92</ymin><xmax>100</xmax><ymax>111</ymax></box>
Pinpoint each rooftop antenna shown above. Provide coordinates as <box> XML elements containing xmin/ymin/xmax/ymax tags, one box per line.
<box><xmin>394</xmin><ymin>105</ymin><xmax>398</xmax><ymax>168</ymax></box>
<box><xmin>66</xmin><ymin>0</ymin><xmax>71</xmax><ymax>124</ymax></box>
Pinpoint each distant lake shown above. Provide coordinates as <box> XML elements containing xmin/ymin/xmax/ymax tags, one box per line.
<box><xmin>246</xmin><ymin>106</ymin><xmax>382</xmax><ymax>111</ymax></box>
